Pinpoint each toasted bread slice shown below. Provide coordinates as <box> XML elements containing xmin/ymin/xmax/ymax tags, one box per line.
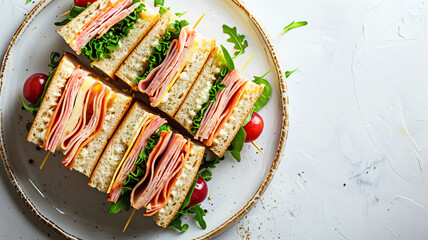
<box><xmin>157</xmin><ymin>36</ymin><xmax>216</xmax><ymax>117</ymax></box>
<box><xmin>174</xmin><ymin>47</ymin><xmax>225</xmax><ymax>133</ymax></box>
<box><xmin>88</xmin><ymin>102</ymin><xmax>150</xmax><ymax>192</ymax></box>
<box><xmin>92</xmin><ymin>5</ymin><xmax>160</xmax><ymax>78</ymax></box>
<box><xmin>153</xmin><ymin>142</ymin><xmax>205</xmax><ymax>228</ymax></box>
<box><xmin>115</xmin><ymin>11</ymin><xmax>178</xmax><ymax>91</ymax></box>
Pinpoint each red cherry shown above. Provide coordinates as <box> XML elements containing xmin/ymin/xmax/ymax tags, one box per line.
<box><xmin>243</xmin><ymin>112</ymin><xmax>264</xmax><ymax>143</ymax></box>
<box><xmin>23</xmin><ymin>73</ymin><xmax>48</xmax><ymax>105</ymax></box>
<box><xmin>188</xmin><ymin>176</ymin><xmax>208</xmax><ymax>207</ymax></box>
<box><xmin>74</xmin><ymin>0</ymin><xmax>97</xmax><ymax>7</ymax></box>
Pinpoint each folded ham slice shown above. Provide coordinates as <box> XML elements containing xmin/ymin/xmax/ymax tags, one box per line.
<box><xmin>138</xmin><ymin>26</ymin><xmax>197</xmax><ymax>107</ymax></box>
<box><xmin>144</xmin><ymin>140</ymin><xmax>192</xmax><ymax>216</ymax></box>
<box><xmin>43</xmin><ymin>67</ymin><xmax>88</xmax><ymax>152</ymax></box>
<box><xmin>195</xmin><ymin>69</ymin><xmax>248</xmax><ymax>146</ymax></box>
<box><xmin>61</xmin><ymin>82</ymin><xmax>108</xmax><ymax>169</ymax></box>
<box><xmin>108</xmin><ymin>115</ymin><xmax>167</xmax><ymax>203</ymax></box>
<box><xmin>130</xmin><ymin>132</ymin><xmax>188</xmax><ymax>215</ymax></box>
<box><xmin>70</xmin><ymin>0</ymin><xmax>137</xmax><ymax>54</ymax></box>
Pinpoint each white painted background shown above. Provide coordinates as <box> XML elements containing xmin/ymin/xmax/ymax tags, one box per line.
<box><xmin>1</xmin><ymin>0</ymin><xmax>428</xmax><ymax>239</ymax></box>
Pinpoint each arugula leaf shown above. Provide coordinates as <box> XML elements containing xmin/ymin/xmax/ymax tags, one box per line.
<box><xmin>188</xmin><ymin>205</ymin><xmax>207</xmax><ymax>229</ymax></box>
<box><xmin>108</xmin><ymin>193</ymin><xmax>130</xmax><ymax>214</ymax></box>
<box><xmin>199</xmin><ymin>170</ymin><xmax>212</xmax><ymax>181</ymax></box>
<box><xmin>136</xmin><ymin>20</ymin><xmax>189</xmax><ymax>83</ymax></box>
<box><xmin>280</xmin><ymin>21</ymin><xmax>308</xmax><ymax>36</ymax></box>
<box><xmin>81</xmin><ymin>4</ymin><xmax>146</xmax><ymax>61</ymax></box>
<box><xmin>168</xmin><ymin>215</ymin><xmax>189</xmax><ymax>231</ymax></box>
<box><xmin>108</xmin><ymin>124</ymin><xmax>171</xmax><ymax>214</ymax></box>
<box><xmin>20</xmin><ymin>52</ymin><xmax>61</xmax><ymax>117</ymax></box>
<box><xmin>54</xmin><ymin>5</ymin><xmax>88</xmax><ymax>26</ymax></box>
<box><xmin>220</xmin><ymin>44</ymin><xmax>235</xmax><ymax>71</ymax></box>
<box><xmin>190</xmin><ymin>69</ymin><xmax>227</xmax><ymax>133</ymax></box>
<box><xmin>199</xmin><ymin>155</ymin><xmax>225</xmax><ymax>170</ymax></box>
<box><xmin>26</xmin><ymin>0</ymin><xmax>31</xmax><ymax>4</ymax></box>
<box><xmin>154</xmin><ymin>0</ymin><xmax>164</xmax><ymax>6</ymax></box>
<box><xmin>222</xmin><ymin>24</ymin><xmax>248</xmax><ymax>60</ymax></box>
<box><xmin>26</xmin><ymin>122</ymin><xmax>32</xmax><ymax>131</ymax></box>
<box><xmin>227</xmin><ymin>127</ymin><xmax>246</xmax><ymax>162</ymax></box>
<box><xmin>175</xmin><ymin>11</ymin><xmax>188</xmax><ymax>18</ymax></box>
<box><xmin>285</xmin><ymin>68</ymin><xmax>298</xmax><ymax>78</ymax></box>
<box><xmin>252</xmin><ymin>69</ymin><xmax>272</xmax><ymax>112</ymax></box>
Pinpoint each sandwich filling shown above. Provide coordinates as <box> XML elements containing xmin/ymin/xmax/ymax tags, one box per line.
<box><xmin>131</xmin><ymin>133</ymin><xmax>190</xmax><ymax>216</ymax></box>
<box><xmin>137</xmin><ymin>21</ymin><xmax>198</xmax><ymax>107</ymax></box>
<box><xmin>70</xmin><ymin>0</ymin><xmax>143</xmax><ymax>56</ymax></box>
<box><xmin>43</xmin><ymin>67</ymin><xmax>88</xmax><ymax>152</ymax></box>
<box><xmin>108</xmin><ymin>115</ymin><xmax>167</xmax><ymax>203</ymax></box>
<box><xmin>195</xmin><ymin>69</ymin><xmax>248</xmax><ymax>146</ymax></box>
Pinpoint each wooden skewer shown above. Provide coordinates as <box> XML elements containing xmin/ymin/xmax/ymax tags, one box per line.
<box><xmin>60</xmin><ymin>11</ymin><xmax>70</xmax><ymax>17</ymax></box>
<box><xmin>252</xmin><ymin>141</ymin><xmax>265</xmax><ymax>155</ymax></box>
<box><xmin>40</xmin><ymin>152</ymin><xmax>51</xmax><ymax>170</ymax></box>
<box><xmin>193</xmin><ymin>13</ymin><xmax>205</xmax><ymax>30</ymax></box>
<box><xmin>240</xmin><ymin>52</ymin><xmax>256</xmax><ymax>73</ymax></box>
<box><xmin>123</xmin><ymin>209</ymin><xmax>136</xmax><ymax>233</ymax></box>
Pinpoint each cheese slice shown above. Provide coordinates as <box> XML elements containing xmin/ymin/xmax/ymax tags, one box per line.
<box><xmin>106</xmin><ymin>114</ymin><xmax>154</xmax><ymax>193</ymax></box>
<box><xmin>56</xmin><ymin>76</ymin><xmax>100</xmax><ymax>150</ymax></box>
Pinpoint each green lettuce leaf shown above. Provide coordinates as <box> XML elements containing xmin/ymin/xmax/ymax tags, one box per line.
<box><xmin>227</xmin><ymin>127</ymin><xmax>246</xmax><ymax>162</ymax></box>
<box><xmin>252</xmin><ymin>69</ymin><xmax>273</xmax><ymax>112</ymax></box>
<box><xmin>108</xmin><ymin>124</ymin><xmax>171</xmax><ymax>214</ymax></box>
<box><xmin>135</xmin><ymin>19</ymin><xmax>189</xmax><ymax>83</ymax></box>
<box><xmin>81</xmin><ymin>3</ymin><xmax>146</xmax><ymax>61</ymax></box>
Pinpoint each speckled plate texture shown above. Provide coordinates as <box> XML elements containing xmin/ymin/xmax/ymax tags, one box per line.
<box><xmin>0</xmin><ymin>0</ymin><xmax>288</xmax><ymax>239</ymax></box>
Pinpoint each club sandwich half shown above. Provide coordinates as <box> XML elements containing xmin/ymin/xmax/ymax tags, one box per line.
<box><xmin>27</xmin><ymin>53</ymin><xmax>132</xmax><ymax>176</ymax></box>
<box><xmin>89</xmin><ymin>102</ymin><xmax>205</xmax><ymax>228</ymax></box>
<box><xmin>174</xmin><ymin>47</ymin><xmax>264</xmax><ymax>157</ymax></box>
<box><xmin>116</xmin><ymin>11</ymin><xmax>215</xmax><ymax>117</ymax></box>
<box><xmin>57</xmin><ymin>0</ymin><xmax>160</xmax><ymax>78</ymax></box>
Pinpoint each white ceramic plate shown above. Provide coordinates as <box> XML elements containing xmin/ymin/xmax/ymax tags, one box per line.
<box><xmin>0</xmin><ymin>0</ymin><xmax>288</xmax><ymax>239</ymax></box>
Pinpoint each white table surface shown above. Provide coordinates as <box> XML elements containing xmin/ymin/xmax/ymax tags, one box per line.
<box><xmin>2</xmin><ymin>0</ymin><xmax>428</xmax><ymax>239</ymax></box>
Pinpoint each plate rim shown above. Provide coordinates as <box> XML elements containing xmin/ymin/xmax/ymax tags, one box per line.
<box><xmin>0</xmin><ymin>0</ymin><xmax>289</xmax><ymax>239</ymax></box>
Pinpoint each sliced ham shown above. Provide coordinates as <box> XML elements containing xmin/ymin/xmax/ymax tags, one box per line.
<box><xmin>61</xmin><ymin>82</ymin><xmax>108</xmax><ymax>168</ymax></box>
<box><xmin>144</xmin><ymin>140</ymin><xmax>192</xmax><ymax>216</ymax></box>
<box><xmin>195</xmin><ymin>69</ymin><xmax>248</xmax><ymax>146</ymax></box>
<box><xmin>138</xmin><ymin>26</ymin><xmax>197</xmax><ymax>107</ymax></box>
<box><xmin>70</xmin><ymin>0</ymin><xmax>136</xmax><ymax>54</ymax></box>
<box><xmin>108</xmin><ymin>116</ymin><xmax>167</xmax><ymax>203</ymax></box>
<box><xmin>43</xmin><ymin>67</ymin><xmax>88</xmax><ymax>152</ymax></box>
<box><xmin>130</xmin><ymin>133</ymin><xmax>187</xmax><ymax>213</ymax></box>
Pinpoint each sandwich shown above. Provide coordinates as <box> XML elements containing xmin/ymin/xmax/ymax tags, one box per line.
<box><xmin>89</xmin><ymin>102</ymin><xmax>205</xmax><ymax>227</ymax></box>
<box><xmin>116</xmin><ymin>10</ymin><xmax>215</xmax><ymax>117</ymax></box>
<box><xmin>27</xmin><ymin>53</ymin><xmax>132</xmax><ymax>176</ymax></box>
<box><xmin>174</xmin><ymin>47</ymin><xmax>264</xmax><ymax>157</ymax></box>
<box><xmin>57</xmin><ymin>0</ymin><xmax>160</xmax><ymax>78</ymax></box>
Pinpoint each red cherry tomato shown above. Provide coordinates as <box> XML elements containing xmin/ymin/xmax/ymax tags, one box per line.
<box><xmin>188</xmin><ymin>177</ymin><xmax>208</xmax><ymax>207</ymax></box>
<box><xmin>243</xmin><ymin>112</ymin><xmax>264</xmax><ymax>143</ymax></box>
<box><xmin>74</xmin><ymin>0</ymin><xmax>97</xmax><ymax>7</ymax></box>
<box><xmin>23</xmin><ymin>73</ymin><xmax>48</xmax><ymax>105</ymax></box>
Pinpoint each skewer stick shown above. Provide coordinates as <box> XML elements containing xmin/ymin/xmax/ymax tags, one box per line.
<box><xmin>193</xmin><ymin>14</ymin><xmax>205</xmax><ymax>30</ymax></box>
<box><xmin>123</xmin><ymin>209</ymin><xmax>136</xmax><ymax>233</ymax></box>
<box><xmin>240</xmin><ymin>52</ymin><xmax>256</xmax><ymax>73</ymax></box>
<box><xmin>40</xmin><ymin>152</ymin><xmax>51</xmax><ymax>170</ymax></box>
<box><xmin>252</xmin><ymin>141</ymin><xmax>265</xmax><ymax>155</ymax></box>
<box><xmin>60</xmin><ymin>11</ymin><xmax>70</xmax><ymax>17</ymax></box>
